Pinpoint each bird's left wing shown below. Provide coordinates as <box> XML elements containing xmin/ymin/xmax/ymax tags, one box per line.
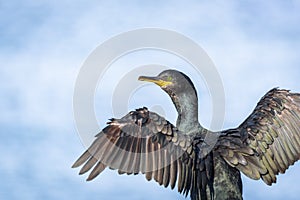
<box><xmin>216</xmin><ymin>88</ymin><xmax>300</xmax><ymax>185</ymax></box>
<box><xmin>72</xmin><ymin>107</ymin><xmax>207</xmax><ymax>198</ymax></box>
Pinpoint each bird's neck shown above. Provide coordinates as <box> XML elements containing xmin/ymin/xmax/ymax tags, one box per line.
<box><xmin>170</xmin><ymin>90</ymin><xmax>202</xmax><ymax>133</ymax></box>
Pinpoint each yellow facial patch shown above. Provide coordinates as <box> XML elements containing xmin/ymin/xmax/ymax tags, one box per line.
<box><xmin>153</xmin><ymin>79</ymin><xmax>173</xmax><ymax>87</ymax></box>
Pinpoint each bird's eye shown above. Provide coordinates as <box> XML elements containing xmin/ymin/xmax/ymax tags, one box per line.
<box><xmin>167</xmin><ymin>76</ymin><xmax>172</xmax><ymax>81</ymax></box>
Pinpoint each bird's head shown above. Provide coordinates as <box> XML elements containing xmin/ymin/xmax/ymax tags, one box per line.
<box><xmin>138</xmin><ymin>69</ymin><xmax>197</xmax><ymax>97</ymax></box>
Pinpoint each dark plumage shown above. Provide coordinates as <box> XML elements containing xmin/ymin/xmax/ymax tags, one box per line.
<box><xmin>72</xmin><ymin>69</ymin><xmax>300</xmax><ymax>200</ymax></box>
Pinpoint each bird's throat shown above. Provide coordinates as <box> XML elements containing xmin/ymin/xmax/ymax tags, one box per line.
<box><xmin>169</xmin><ymin>90</ymin><xmax>200</xmax><ymax>133</ymax></box>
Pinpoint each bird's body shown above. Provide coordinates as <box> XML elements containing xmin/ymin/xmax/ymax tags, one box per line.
<box><xmin>73</xmin><ymin>69</ymin><xmax>300</xmax><ymax>200</ymax></box>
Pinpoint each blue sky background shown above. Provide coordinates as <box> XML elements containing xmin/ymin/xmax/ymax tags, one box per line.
<box><xmin>1</xmin><ymin>1</ymin><xmax>300</xmax><ymax>199</ymax></box>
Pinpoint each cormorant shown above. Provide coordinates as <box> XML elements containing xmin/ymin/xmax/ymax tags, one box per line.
<box><xmin>72</xmin><ymin>69</ymin><xmax>300</xmax><ymax>200</ymax></box>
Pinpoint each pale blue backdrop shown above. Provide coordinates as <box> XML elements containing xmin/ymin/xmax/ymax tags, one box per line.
<box><xmin>1</xmin><ymin>1</ymin><xmax>300</xmax><ymax>199</ymax></box>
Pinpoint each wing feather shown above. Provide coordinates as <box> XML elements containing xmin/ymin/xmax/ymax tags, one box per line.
<box><xmin>218</xmin><ymin>88</ymin><xmax>300</xmax><ymax>185</ymax></box>
<box><xmin>72</xmin><ymin>107</ymin><xmax>204</xmax><ymax>197</ymax></box>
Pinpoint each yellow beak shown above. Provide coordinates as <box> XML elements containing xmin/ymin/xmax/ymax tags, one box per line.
<box><xmin>138</xmin><ymin>76</ymin><xmax>172</xmax><ymax>87</ymax></box>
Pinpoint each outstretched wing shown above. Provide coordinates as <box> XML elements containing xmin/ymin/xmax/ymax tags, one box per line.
<box><xmin>72</xmin><ymin>107</ymin><xmax>213</xmax><ymax>199</ymax></box>
<box><xmin>218</xmin><ymin>88</ymin><xmax>300</xmax><ymax>185</ymax></box>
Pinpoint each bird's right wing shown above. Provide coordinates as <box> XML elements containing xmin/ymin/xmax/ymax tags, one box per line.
<box><xmin>216</xmin><ymin>88</ymin><xmax>300</xmax><ymax>185</ymax></box>
<box><xmin>72</xmin><ymin>107</ymin><xmax>210</xmax><ymax>198</ymax></box>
